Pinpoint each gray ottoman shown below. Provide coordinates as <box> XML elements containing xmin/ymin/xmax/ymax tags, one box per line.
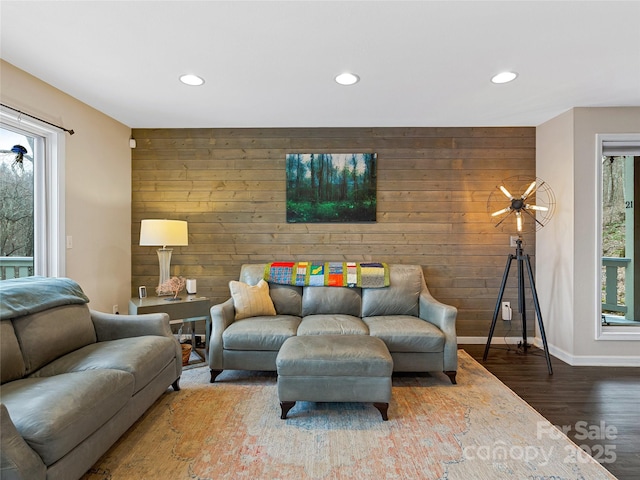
<box><xmin>276</xmin><ymin>335</ymin><xmax>393</xmax><ymax>420</ymax></box>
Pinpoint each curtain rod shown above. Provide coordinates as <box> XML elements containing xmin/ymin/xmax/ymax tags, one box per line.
<box><xmin>1</xmin><ymin>103</ymin><xmax>75</xmax><ymax>135</ymax></box>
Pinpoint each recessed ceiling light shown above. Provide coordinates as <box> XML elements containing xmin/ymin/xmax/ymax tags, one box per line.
<box><xmin>335</xmin><ymin>72</ymin><xmax>360</xmax><ymax>86</ymax></box>
<box><xmin>179</xmin><ymin>74</ymin><xmax>205</xmax><ymax>86</ymax></box>
<box><xmin>491</xmin><ymin>71</ymin><xmax>518</xmax><ymax>84</ymax></box>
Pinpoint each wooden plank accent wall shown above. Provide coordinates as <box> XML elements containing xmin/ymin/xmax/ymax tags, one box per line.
<box><xmin>131</xmin><ymin>127</ymin><xmax>536</xmax><ymax>337</ymax></box>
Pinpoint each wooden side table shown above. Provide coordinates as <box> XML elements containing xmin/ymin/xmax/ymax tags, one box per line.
<box><xmin>129</xmin><ymin>295</ymin><xmax>210</xmax><ymax>361</ymax></box>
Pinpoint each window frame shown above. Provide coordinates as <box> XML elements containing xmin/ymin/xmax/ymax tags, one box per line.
<box><xmin>1</xmin><ymin>106</ymin><xmax>65</xmax><ymax>277</ymax></box>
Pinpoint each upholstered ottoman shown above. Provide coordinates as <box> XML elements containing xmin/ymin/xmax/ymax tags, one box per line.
<box><xmin>276</xmin><ymin>335</ymin><xmax>393</xmax><ymax>420</ymax></box>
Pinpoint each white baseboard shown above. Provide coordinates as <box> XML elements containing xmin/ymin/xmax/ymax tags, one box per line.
<box><xmin>537</xmin><ymin>339</ymin><xmax>640</xmax><ymax>367</ymax></box>
<box><xmin>459</xmin><ymin>336</ymin><xmax>640</xmax><ymax>367</ymax></box>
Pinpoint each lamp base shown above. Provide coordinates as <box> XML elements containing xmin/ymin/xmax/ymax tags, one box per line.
<box><xmin>156</xmin><ymin>248</ymin><xmax>173</xmax><ymax>295</ymax></box>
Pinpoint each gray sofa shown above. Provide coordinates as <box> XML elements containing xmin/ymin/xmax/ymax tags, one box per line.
<box><xmin>0</xmin><ymin>277</ymin><xmax>182</xmax><ymax>480</ymax></box>
<box><xmin>208</xmin><ymin>264</ymin><xmax>458</xmax><ymax>384</ymax></box>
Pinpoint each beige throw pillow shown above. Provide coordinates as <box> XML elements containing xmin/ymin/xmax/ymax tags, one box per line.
<box><xmin>229</xmin><ymin>279</ymin><xmax>276</xmax><ymax>320</ymax></box>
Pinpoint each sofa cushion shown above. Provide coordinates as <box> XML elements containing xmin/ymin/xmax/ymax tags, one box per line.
<box><xmin>297</xmin><ymin>314</ymin><xmax>369</xmax><ymax>336</ymax></box>
<box><xmin>363</xmin><ymin>315</ymin><xmax>445</xmax><ymax>352</ymax></box>
<box><xmin>28</xmin><ymin>336</ymin><xmax>177</xmax><ymax>394</ymax></box>
<box><xmin>238</xmin><ymin>263</ymin><xmax>268</xmax><ymax>284</ymax></box>
<box><xmin>230</xmin><ymin>279</ymin><xmax>276</xmax><ymax>320</ymax></box>
<box><xmin>0</xmin><ymin>369</ymin><xmax>134</xmax><ymax>466</ymax></box>
<box><xmin>268</xmin><ymin>284</ymin><xmax>303</xmax><ymax>316</ymax></box>
<box><xmin>1</xmin><ymin>320</ymin><xmax>25</xmax><ymax>384</ymax></box>
<box><xmin>223</xmin><ymin>315</ymin><xmax>301</xmax><ymax>351</ymax></box>
<box><xmin>11</xmin><ymin>304</ymin><xmax>97</xmax><ymax>375</ymax></box>
<box><xmin>361</xmin><ymin>265</ymin><xmax>422</xmax><ymax>317</ymax></box>
<box><xmin>277</xmin><ymin>335</ymin><xmax>393</xmax><ymax>377</ymax></box>
<box><xmin>301</xmin><ymin>286</ymin><xmax>361</xmax><ymax>317</ymax></box>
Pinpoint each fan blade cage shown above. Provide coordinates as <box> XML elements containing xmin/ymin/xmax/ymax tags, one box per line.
<box><xmin>487</xmin><ymin>175</ymin><xmax>556</xmax><ymax>234</ymax></box>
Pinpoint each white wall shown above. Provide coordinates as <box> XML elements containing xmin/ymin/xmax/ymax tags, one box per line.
<box><xmin>1</xmin><ymin>60</ymin><xmax>132</xmax><ymax>313</ymax></box>
<box><xmin>536</xmin><ymin>110</ymin><xmax>575</xmax><ymax>357</ymax></box>
<box><xmin>537</xmin><ymin>107</ymin><xmax>640</xmax><ymax>365</ymax></box>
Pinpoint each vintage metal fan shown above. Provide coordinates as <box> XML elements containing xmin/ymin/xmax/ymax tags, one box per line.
<box><xmin>487</xmin><ymin>175</ymin><xmax>556</xmax><ymax>234</ymax></box>
<box><xmin>483</xmin><ymin>175</ymin><xmax>556</xmax><ymax>375</ymax></box>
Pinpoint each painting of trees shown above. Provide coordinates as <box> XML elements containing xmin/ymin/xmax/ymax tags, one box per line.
<box><xmin>286</xmin><ymin>153</ymin><xmax>377</xmax><ymax>223</ymax></box>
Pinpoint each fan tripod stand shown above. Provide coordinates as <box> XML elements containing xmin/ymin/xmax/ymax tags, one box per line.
<box><xmin>483</xmin><ymin>238</ymin><xmax>553</xmax><ymax>374</ymax></box>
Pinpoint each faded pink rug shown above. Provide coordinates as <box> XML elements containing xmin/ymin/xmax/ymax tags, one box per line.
<box><xmin>82</xmin><ymin>350</ymin><xmax>616</xmax><ymax>479</ymax></box>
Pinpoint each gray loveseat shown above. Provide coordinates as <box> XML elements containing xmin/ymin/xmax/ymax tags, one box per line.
<box><xmin>0</xmin><ymin>277</ymin><xmax>182</xmax><ymax>480</ymax></box>
<box><xmin>208</xmin><ymin>263</ymin><xmax>457</xmax><ymax>384</ymax></box>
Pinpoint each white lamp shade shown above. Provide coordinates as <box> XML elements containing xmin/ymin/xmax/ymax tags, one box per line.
<box><xmin>139</xmin><ymin>219</ymin><xmax>188</xmax><ymax>248</ymax></box>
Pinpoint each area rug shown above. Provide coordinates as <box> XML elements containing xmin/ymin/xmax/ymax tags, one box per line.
<box><xmin>82</xmin><ymin>351</ymin><xmax>616</xmax><ymax>480</ymax></box>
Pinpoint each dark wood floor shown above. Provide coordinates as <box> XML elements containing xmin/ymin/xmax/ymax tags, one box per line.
<box><xmin>462</xmin><ymin>344</ymin><xmax>640</xmax><ymax>480</ymax></box>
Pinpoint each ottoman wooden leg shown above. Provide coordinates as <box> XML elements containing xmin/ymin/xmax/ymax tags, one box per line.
<box><xmin>373</xmin><ymin>402</ymin><xmax>389</xmax><ymax>421</ymax></box>
<box><xmin>280</xmin><ymin>401</ymin><xmax>296</xmax><ymax>419</ymax></box>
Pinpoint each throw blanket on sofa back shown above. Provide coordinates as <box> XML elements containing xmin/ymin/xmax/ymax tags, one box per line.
<box><xmin>0</xmin><ymin>276</ymin><xmax>90</xmax><ymax>320</ymax></box>
<box><xmin>264</xmin><ymin>261</ymin><xmax>390</xmax><ymax>288</ymax></box>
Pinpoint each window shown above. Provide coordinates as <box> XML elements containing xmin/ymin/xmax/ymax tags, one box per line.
<box><xmin>596</xmin><ymin>133</ymin><xmax>640</xmax><ymax>340</ymax></box>
<box><xmin>0</xmin><ymin>107</ymin><xmax>65</xmax><ymax>278</ymax></box>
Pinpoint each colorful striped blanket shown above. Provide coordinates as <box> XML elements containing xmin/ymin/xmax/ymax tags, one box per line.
<box><xmin>264</xmin><ymin>262</ymin><xmax>390</xmax><ymax>288</ymax></box>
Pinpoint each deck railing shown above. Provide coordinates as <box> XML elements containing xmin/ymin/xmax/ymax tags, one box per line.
<box><xmin>602</xmin><ymin>256</ymin><xmax>631</xmax><ymax>315</ymax></box>
<box><xmin>0</xmin><ymin>257</ymin><xmax>34</xmax><ymax>280</ymax></box>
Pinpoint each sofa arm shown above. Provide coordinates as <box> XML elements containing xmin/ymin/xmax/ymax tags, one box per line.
<box><xmin>91</xmin><ymin>310</ymin><xmax>173</xmax><ymax>342</ymax></box>
<box><xmin>92</xmin><ymin>310</ymin><xmax>182</xmax><ymax>384</ymax></box>
<box><xmin>207</xmin><ymin>298</ymin><xmax>236</xmax><ymax>370</ymax></box>
<box><xmin>419</xmin><ymin>291</ymin><xmax>458</xmax><ymax>373</ymax></box>
<box><xmin>1</xmin><ymin>403</ymin><xmax>46</xmax><ymax>480</ymax></box>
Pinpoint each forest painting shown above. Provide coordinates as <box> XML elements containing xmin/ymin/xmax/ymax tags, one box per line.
<box><xmin>286</xmin><ymin>153</ymin><xmax>377</xmax><ymax>223</ymax></box>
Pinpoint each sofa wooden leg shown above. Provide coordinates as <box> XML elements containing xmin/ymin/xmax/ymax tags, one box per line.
<box><xmin>280</xmin><ymin>401</ymin><xmax>295</xmax><ymax>419</ymax></box>
<box><xmin>210</xmin><ymin>369</ymin><xmax>222</xmax><ymax>383</ymax></box>
<box><xmin>444</xmin><ymin>371</ymin><xmax>457</xmax><ymax>384</ymax></box>
<box><xmin>172</xmin><ymin>378</ymin><xmax>181</xmax><ymax>391</ymax></box>
<box><xmin>373</xmin><ymin>402</ymin><xmax>389</xmax><ymax>421</ymax></box>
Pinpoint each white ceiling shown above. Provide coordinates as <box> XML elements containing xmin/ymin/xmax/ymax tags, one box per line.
<box><xmin>2</xmin><ymin>1</ymin><xmax>639</xmax><ymax>129</ymax></box>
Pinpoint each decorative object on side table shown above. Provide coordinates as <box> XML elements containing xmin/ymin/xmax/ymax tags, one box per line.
<box><xmin>157</xmin><ymin>276</ymin><xmax>186</xmax><ymax>301</ymax></box>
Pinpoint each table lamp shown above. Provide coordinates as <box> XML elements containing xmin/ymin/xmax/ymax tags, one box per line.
<box><xmin>139</xmin><ymin>219</ymin><xmax>188</xmax><ymax>294</ymax></box>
